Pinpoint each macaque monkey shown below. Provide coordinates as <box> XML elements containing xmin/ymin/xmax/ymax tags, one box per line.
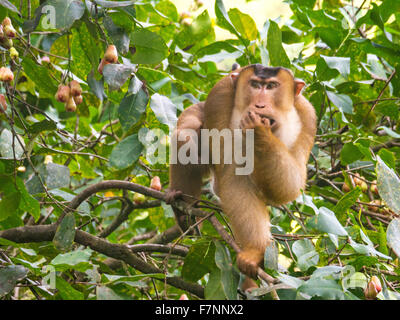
<box><xmin>168</xmin><ymin>64</ymin><xmax>316</xmax><ymax>288</ymax></box>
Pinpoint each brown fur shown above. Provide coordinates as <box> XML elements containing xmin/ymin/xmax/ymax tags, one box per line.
<box><xmin>168</xmin><ymin>65</ymin><xmax>316</xmax><ymax>289</ymax></box>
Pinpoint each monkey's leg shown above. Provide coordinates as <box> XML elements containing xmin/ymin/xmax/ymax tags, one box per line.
<box><xmin>217</xmin><ymin>170</ymin><xmax>271</xmax><ymax>279</ymax></box>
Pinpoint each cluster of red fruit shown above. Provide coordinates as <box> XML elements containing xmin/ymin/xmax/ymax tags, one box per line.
<box><xmin>55</xmin><ymin>80</ymin><xmax>83</xmax><ymax>112</ymax></box>
<box><xmin>98</xmin><ymin>45</ymin><xmax>118</xmax><ymax>75</ymax></box>
<box><xmin>341</xmin><ymin>173</ymin><xmax>389</xmax><ymax>214</ymax></box>
<box><xmin>0</xmin><ymin>17</ymin><xmax>16</xmax><ymax>48</ymax></box>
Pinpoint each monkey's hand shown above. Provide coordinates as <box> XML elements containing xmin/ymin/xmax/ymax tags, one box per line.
<box><xmin>239</xmin><ymin>111</ymin><xmax>271</xmax><ymax>131</ymax></box>
<box><xmin>165</xmin><ymin>189</ymin><xmax>183</xmax><ymax>204</ymax></box>
<box><xmin>237</xmin><ymin>249</ymin><xmax>264</xmax><ymax>279</ymax></box>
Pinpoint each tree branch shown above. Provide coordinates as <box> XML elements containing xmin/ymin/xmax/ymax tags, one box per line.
<box><xmin>0</xmin><ymin>224</ymin><xmax>203</xmax><ymax>298</ymax></box>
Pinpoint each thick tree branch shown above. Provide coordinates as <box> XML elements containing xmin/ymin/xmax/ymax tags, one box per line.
<box><xmin>0</xmin><ymin>224</ymin><xmax>203</xmax><ymax>298</ymax></box>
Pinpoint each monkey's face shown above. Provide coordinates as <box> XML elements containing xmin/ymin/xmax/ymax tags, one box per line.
<box><xmin>232</xmin><ymin>65</ymin><xmax>305</xmax><ymax>147</ymax></box>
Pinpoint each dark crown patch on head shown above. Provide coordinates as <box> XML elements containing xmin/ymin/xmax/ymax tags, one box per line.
<box><xmin>253</xmin><ymin>64</ymin><xmax>281</xmax><ymax>79</ymax></box>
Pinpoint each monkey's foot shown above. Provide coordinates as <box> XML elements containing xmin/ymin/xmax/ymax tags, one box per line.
<box><xmin>241</xmin><ymin>276</ymin><xmax>259</xmax><ymax>293</ymax></box>
<box><xmin>165</xmin><ymin>189</ymin><xmax>183</xmax><ymax>204</ymax></box>
<box><xmin>237</xmin><ymin>249</ymin><xmax>264</xmax><ymax>279</ymax></box>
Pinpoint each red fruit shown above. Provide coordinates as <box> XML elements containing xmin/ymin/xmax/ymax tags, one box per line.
<box><xmin>65</xmin><ymin>96</ymin><xmax>77</xmax><ymax>112</ymax></box>
<box><xmin>0</xmin><ymin>67</ymin><xmax>14</xmax><ymax>82</ymax></box>
<box><xmin>342</xmin><ymin>182</ymin><xmax>350</xmax><ymax>193</ymax></box>
<box><xmin>41</xmin><ymin>56</ymin><xmax>51</xmax><ymax>64</ymax></box>
<box><xmin>97</xmin><ymin>58</ymin><xmax>110</xmax><ymax>75</ymax></box>
<box><xmin>0</xmin><ymin>94</ymin><xmax>7</xmax><ymax>112</ymax></box>
<box><xmin>73</xmin><ymin>95</ymin><xmax>83</xmax><ymax>105</ymax></box>
<box><xmin>2</xmin><ymin>17</ymin><xmax>12</xmax><ymax>27</ymax></box>
<box><xmin>104</xmin><ymin>44</ymin><xmax>118</xmax><ymax>63</ymax></box>
<box><xmin>367</xmin><ymin>200</ymin><xmax>381</xmax><ymax>212</ymax></box>
<box><xmin>55</xmin><ymin>84</ymin><xmax>70</xmax><ymax>103</ymax></box>
<box><xmin>69</xmin><ymin>80</ymin><xmax>82</xmax><ymax>96</ymax></box>
<box><xmin>371</xmin><ymin>180</ymin><xmax>379</xmax><ymax>196</ymax></box>
<box><xmin>364</xmin><ymin>276</ymin><xmax>382</xmax><ymax>300</ymax></box>
<box><xmin>360</xmin><ymin>181</ymin><xmax>368</xmax><ymax>193</ymax></box>
<box><xmin>4</xmin><ymin>25</ymin><xmax>16</xmax><ymax>38</ymax></box>
<box><xmin>133</xmin><ymin>193</ymin><xmax>146</xmax><ymax>204</ymax></box>
<box><xmin>150</xmin><ymin>176</ymin><xmax>162</xmax><ymax>191</ymax></box>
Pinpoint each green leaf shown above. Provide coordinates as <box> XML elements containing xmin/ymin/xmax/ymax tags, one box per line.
<box><xmin>16</xmin><ymin>178</ymin><xmax>40</xmax><ymax>222</ymax></box>
<box><xmin>94</xmin><ymin>0</ymin><xmax>136</xmax><ymax>8</ymax></box>
<box><xmin>44</xmin><ymin>163</ymin><xmax>70</xmax><ymax>190</ymax></box>
<box><xmin>45</xmin><ymin>0</ymin><xmax>85</xmax><ymax>30</ymax></box>
<box><xmin>326</xmin><ymin>91</ymin><xmax>353</xmax><ymax>114</ymax></box>
<box><xmin>377</xmin><ymin>148</ymin><xmax>396</xmax><ymax>169</ymax></box>
<box><xmin>298</xmin><ymin>278</ymin><xmax>345</xmax><ymax>300</ymax></box>
<box><xmin>51</xmin><ymin>248</ymin><xmax>92</xmax><ymax>271</ymax></box>
<box><xmin>292</xmin><ymin>239</ymin><xmax>319</xmax><ymax>271</ymax></box>
<box><xmin>0</xmin><ymin>266</ymin><xmax>29</xmax><ymax>297</ymax></box>
<box><xmin>71</xmin><ymin>30</ymin><xmax>92</xmax><ymax>80</ymax></box>
<box><xmin>182</xmin><ymin>241</ymin><xmax>215</xmax><ymax>282</ymax></box>
<box><xmin>87</xmin><ymin>71</ymin><xmax>107</xmax><ymax>102</ymax></box>
<box><xmin>315</xmin><ymin>207</ymin><xmax>348</xmax><ymax>236</ymax></box>
<box><xmin>214</xmin><ymin>241</ymin><xmax>239</xmax><ymax>300</ymax></box>
<box><xmin>321</xmin><ymin>55</ymin><xmax>350</xmax><ymax>78</ymax></box>
<box><xmin>266</xmin><ymin>20</ymin><xmax>290</xmax><ymax>67</ymax></box>
<box><xmin>315</xmin><ymin>27</ymin><xmax>343</xmax><ymax>50</ymax></box>
<box><xmin>76</xmin><ymin>22</ymin><xmax>100</xmax><ymax>70</ymax></box>
<box><xmin>55</xmin><ymin>276</ymin><xmax>84</xmax><ymax>300</ymax></box>
<box><xmin>50</xmin><ymin>190</ymin><xmax>90</xmax><ymax>216</ymax></box>
<box><xmin>28</xmin><ymin>120</ymin><xmax>57</xmax><ymax>134</ymax></box>
<box><xmin>149</xmin><ymin>93</ymin><xmax>178</xmax><ymax>130</ymax></box>
<box><xmin>376</xmin><ymin>126</ymin><xmax>400</xmax><ymax>139</ymax></box>
<box><xmin>376</xmin><ymin>156</ymin><xmax>400</xmax><ymax>214</ymax></box>
<box><xmin>0</xmin><ymin>129</ymin><xmax>25</xmax><ymax>160</ymax></box>
<box><xmin>349</xmin><ymin>239</ymin><xmax>391</xmax><ymax>260</ymax></box>
<box><xmin>104</xmin><ymin>15</ymin><xmax>130</xmax><ymax>54</ymax></box>
<box><xmin>334</xmin><ymin>187</ymin><xmax>361</xmax><ymax>214</ymax></box>
<box><xmin>387</xmin><ymin>218</ymin><xmax>400</xmax><ymax>258</ymax></box>
<box><xmin>130</xmin><ymin>29</ymin><xmax>168</xmax><ymax>65</ymax></box>
<box><xmin>264</xmin><ymin>241</ymin><xmax>278</xmax><ymax>271</ymax></box>
<box><xmin>0</xmin><ymin>0</ymin><xmax>20</xmax><ymax>13</ymax></box>
<box><xmin>175</xmin><ymin>10</ymin><xmax>213</xmax><ymax>48</ymax></box>
<box><xmin>53</xmin><ymin>212</ymin><xmax>76</xmax><ymax>252</ymax></box>
<box><xmin>340</xmin><ymin>143</ymin><xmax>364</xmax><ymax>165</ymax></box>
<box><xmin>109</xmin><ymin>134</ymin><xmax>143</xmax><ymax>169</ymax></box>
<box><xmin>204</xmin><ymin>269</ymin><xmax>226</xmax><ymax>299</ymax></box>
<box><xmin>97</xmin><ymin>286</ymin><xmax>126</xmax><ymax>300</ymax></box>
<box><xmin>291</xmin><ymin>0</ymin><xmax>316</xmax><ymax>7</ymax></box>
<box><xmin>118</xmin><ymin>78</ymin><xmax>148</xmax><ymax>132</ymax></box>
<box><xmin>22</xmin><ymin>58</ymin><xmax>58</xmax><ymax>98</ymax></box>
<box><xmin>103</xmin><ymin>64</ymin><xmax>134</xmax><ymax>91</ymax></box>
<box><xmin>0</xmin><ymin>192</ymin><xmax>21</xmax><ymax>222</ymax></box>
<box><xmin>228</xmin><ymin>8</ymin><xmax>258</xmax><ymax>41</ymax></box>
<box><xmin>215</xmin><ymin>0</ymin><xmax>241</xmax><ymax>38</ymax></box>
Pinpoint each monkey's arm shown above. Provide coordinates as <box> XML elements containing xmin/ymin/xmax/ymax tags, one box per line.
<box><xmin>250</xmin><ymin>125</ymin><xmax>310</xmax><ymax>205</ymax></box>
<box><xmin>168</xmin><ymin>103</ymin><xmax>209</xmax><ymax>231</ymax></box>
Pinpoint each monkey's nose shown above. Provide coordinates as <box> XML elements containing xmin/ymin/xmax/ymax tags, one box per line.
<box><xmin>255</xmin><ymin>104</ymin><xmax>265</xmax><ymax>108</ymax></box>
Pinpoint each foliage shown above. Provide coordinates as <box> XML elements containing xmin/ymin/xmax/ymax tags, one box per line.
<box><xmin>0</xmin><ymin>0</ymin><xmax>400</xmax><ymax>300</ymax></box>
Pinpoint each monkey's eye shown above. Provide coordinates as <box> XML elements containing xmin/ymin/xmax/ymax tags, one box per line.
<box><xmin>266</xmin><ymin>82</ymin><xmax>279</xmax><ymax>89</ymax></box>
<box><xmin>250</xmin><ymin>80</ymin><xmax>262</xmax><ymax>89</ymax></box>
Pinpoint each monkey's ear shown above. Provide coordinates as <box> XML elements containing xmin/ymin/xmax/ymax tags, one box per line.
<box><xmin>294</xmin><ymin>79</ymin><xmax>305</xmax><ymax>96</ymax></box>
<box><xmin>232</xmin><ymin>63</ymin><xmax>240</xmax><ymax>71</ymax></box>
